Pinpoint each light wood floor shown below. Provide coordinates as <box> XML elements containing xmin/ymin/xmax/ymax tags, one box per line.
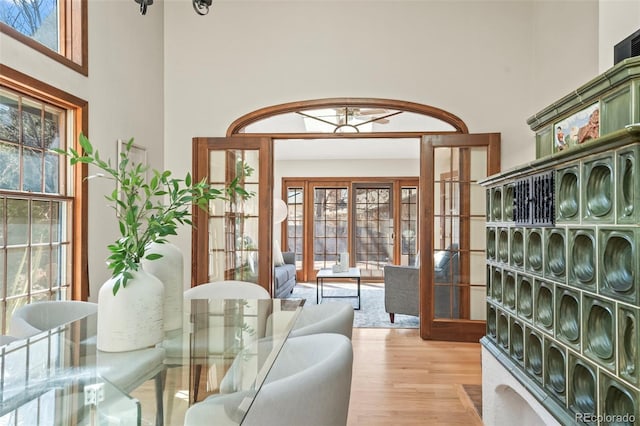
<box><xmin>133</xmin><ymin>327</ymin><xmax>483</xmax><ymax>425</ymax></box>
<box><xmin>348</xmin><ymin>327</ymin><xmax>483</xmax><ymax>426</ymax></box>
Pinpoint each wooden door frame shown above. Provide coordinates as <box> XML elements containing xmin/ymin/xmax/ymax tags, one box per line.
<box><xmin>419</xmin><ymin>133</ymin><xmax>501</xmax><ymax>342</ymax></box>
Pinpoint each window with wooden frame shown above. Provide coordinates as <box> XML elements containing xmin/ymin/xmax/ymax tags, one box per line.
<box><xmin>282</xmin><ymin>177</ymin><xmax>418</xmax><ymax>281</ymax></box>
<box><xmin>0</xmin><ymin>65</ymin><xmax>88</xmax><ymax>334</ymax></box>
<box><xmin>0</xmin><ymin>0</ymin><xmax>88</xmax><ymax>75</ymax></box>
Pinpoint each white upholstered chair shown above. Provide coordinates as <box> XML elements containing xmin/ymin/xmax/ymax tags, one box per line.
<box><xmin>185</xmin><ymin>333</ymin><xmax>353</xmax><ymax>426</ymax></box>
<box><xmin>289</xmin><ymin>301</ymin><xmax>354</xmax><ymax>339</ymax></box>
<box><xmin>167</xmin><ymin>280</ymin><xmax>271</xmax><ymax>404</ymax></box>
<box><xmin>0</xmin><ymin>335</ymin><xmax>18</xmax><ymax>345</ymax></box>
<box><xmin>184</xmin><ymin>280</ymin><xmax>270</xmax><ymax>300</ymax></box>
<box><xmin>10</xmin><ymin>300</ymin><xmax>98</xmax><ymax>339</ymax></box>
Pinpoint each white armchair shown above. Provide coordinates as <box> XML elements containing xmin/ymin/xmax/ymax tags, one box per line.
<box><xmin>185</xmin><ymin>333</ymin><xmax>353</xmax><ymax>426</ymax></box>
<box><xmin>10</xmin><ymin>301</ymin><xmax>98</xmax><ymax>339</ymax></box>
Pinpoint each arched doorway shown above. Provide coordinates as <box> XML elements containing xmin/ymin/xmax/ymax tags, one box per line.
<box><xmin>192</xmin><ymin>98</ymin><xmax>500</xmax><ymax>342</ymax></box>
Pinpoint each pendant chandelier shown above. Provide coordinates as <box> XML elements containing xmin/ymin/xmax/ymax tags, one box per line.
<box><xmin>135</xmin><ymin>0</ymin><xmax>213</xmax><ymax>15</ymax></box>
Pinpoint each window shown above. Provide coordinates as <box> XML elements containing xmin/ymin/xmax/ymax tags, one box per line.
<box><xmin>0</xmin><ymin>66</ymin><xmax>87</xmax><ymax>334</ymax></box>
<box><xmin>313</xmin><ymin>187</ymin><xmax>349</xmax><ymax>270</ymax></box>
<box><xmin>285</xmin><ymin>186</ymin><xmax>303</xmax><ymax>269</ymax></box>
<box><xmin>283</xmin><ymin>177</ymin><xmax>418</xmax><ymax>280</ymax></box>
<box><xmin>0</xmin><ymin>0</ymin><xmax>88</xmax><ymax>75</ymax></box>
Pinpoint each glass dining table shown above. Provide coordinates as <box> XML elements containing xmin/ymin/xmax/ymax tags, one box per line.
<box><xmin>0</xmin><ymin>298</ymin><xmax>304</xmax><ymax>426</ymax></box>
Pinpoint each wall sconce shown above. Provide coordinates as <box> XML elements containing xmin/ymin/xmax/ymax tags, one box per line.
<box><xmin>135</xmin><ymin>0</ymin><xmax>213</xmax><ymax>15</ymax></box>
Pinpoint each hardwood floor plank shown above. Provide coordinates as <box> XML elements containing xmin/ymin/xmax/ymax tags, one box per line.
<box><xmin>348</xmin><ymin>328</ymin><xmax>482</xmax><ymax>426</ymax></box>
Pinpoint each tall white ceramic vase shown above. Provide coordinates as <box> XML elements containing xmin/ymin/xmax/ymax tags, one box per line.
<box><xmin>97</xmin><ymin>269</ymin><xmax>164</xmax><ymax>352</ymax></box>
<box><xmin>142</xmin><ymin>241</ymin><xmax>184</xmax><ymax>331</ymax></box>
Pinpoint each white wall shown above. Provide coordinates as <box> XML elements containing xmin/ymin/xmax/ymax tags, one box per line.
<box><xmin>164</xmin><ymin>0</ymin><xmax>601</xmax><ymax>281</ymax></box>
<box><xmin>0</xmin><ymin>0</ymin><xmax>165</xmax><ymax>300</ymax></box>
<box><xmin>598</xmin><ymin>0</ymin><xmax>640</xmax><ymax>72</ymax></box>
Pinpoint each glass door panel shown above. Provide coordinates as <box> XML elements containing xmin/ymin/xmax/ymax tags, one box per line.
<box><xmin>400</xmin><ymin>187</ymin><xmax>418</xmax><ymax>266</ymax></box>
<box><xmin>353</xmin><ymin>184</ymin><xmax>393</xmax><ymax>279</ymax></box>
<box><xmin>313</xmin><ymin>188</ymin><xmax>348</xmax><ymax>270</ymax></box>
<box><xmin>192</xmin><ymin>137</ymin><xmax>271</xmax><ymax>289</ymax></box>
<box><xmin>421</xmin><ymin>133</ymin><xmax>500</xmax><ymax>342</ymax></box>
<box><xmin>209</xmin><ymin>150</ymin><xmax>259</xmax><ymax>282</ymax></box>
<box><xmin>285</xmin><ymin>187</ymin><xmax>304</xmax><ymax>271</ymax></box>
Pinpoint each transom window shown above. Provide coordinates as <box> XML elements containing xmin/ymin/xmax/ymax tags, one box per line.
<box><xmin>228</xmin><ymin>98</ymin><xmax>468</xmax><ymax>135</ymax></box>
<box><xmin>0</xmin><ymin>0</ymin><xmax>87</xmax><ymax>74</ymax></box>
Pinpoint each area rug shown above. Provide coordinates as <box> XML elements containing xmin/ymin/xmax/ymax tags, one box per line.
<box><xmin>286</xmin><ymin>282</ymin><xmax>419</xmax><ymax>328</ymax></box>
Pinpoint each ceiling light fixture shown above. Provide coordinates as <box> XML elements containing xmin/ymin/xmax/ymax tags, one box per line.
<box><xmin>135</xmin><ymin>0</ymin><xmax>213</xmax><ymax>15</ymax></box>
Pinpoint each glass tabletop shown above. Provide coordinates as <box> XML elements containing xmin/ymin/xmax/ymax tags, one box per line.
<box><xmin>0</xmin><ymin>298</ymin><xmax>304</xmax><ymax>426</ymax></box>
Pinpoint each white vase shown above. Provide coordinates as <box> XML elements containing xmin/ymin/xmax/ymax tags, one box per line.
<box><xmin>97</xmin><ymin>269</ymin><xmax>164</xmax><ymax>352</ymax></box>
<box><xmin>142</xmin><ymin>241</ymin><xmax>184</xmax><ymax>331</ymax></box>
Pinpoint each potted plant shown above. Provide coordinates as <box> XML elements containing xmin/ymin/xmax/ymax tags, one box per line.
<box><xmin>54</xmin><ymin>134</ymin><xmax>253</xmax><ymax>351</ymax></box>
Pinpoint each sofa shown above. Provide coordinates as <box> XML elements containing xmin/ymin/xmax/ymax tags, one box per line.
<box><xmin>274</xmin><ymin>252</ymin><xmax>297</xmax><ymax>298</ymax></box>
<box><xmin>384</xmin><ymin>244</ymin><xmax>459</xmax><ymax>322</ymax></box>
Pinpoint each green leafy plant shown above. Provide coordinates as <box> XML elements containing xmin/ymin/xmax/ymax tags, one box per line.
<box><xmin>54</xmin><ymin>134</ymin><xmax>254</xmax><ymax>295</ymax></box>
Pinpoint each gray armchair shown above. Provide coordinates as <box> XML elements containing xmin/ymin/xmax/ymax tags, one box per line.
<box><xmin>383</xmin><ymin>265</ymin><xmax>419</xmax><ymax>323</ymax></box>
<box><xmin>384</xmin><ymin>244</ymin><xmax>460</xmax><ymax>323</ymax></box>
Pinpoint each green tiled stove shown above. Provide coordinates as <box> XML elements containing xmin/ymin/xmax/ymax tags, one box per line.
<box><xmin>480</xmin><ymin>56</ymin><xmax>640</xmax><ymax>425</ymax></box>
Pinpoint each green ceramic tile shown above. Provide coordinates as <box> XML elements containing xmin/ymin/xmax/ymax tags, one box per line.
<box><xmin>504</xmin><ymin>183</ymin><xmax>515</xmax><ymax>222</ymax></box>
<box><xmin>534</xmin><ymin>279</ymin><xmax>554</xmax><ymax>335</ymax></box>
<box><xmin>509</xmin><ymin>317</ymin><xmax>525</xmax><ymax>366</ymax></box>
<box><xmin>616</xmin><ymin>144</ymin><xmax>640</xmax><ymax>224</ymax></box>
<box><xmin>498</xmin><ymin>227</ymin><xmax>509</xmax><ymax>264</ymax></box>
<box><xmin>544</xmin><ymin>338</ymin><xmax>567</xmax><ymax>404</ymax></box>
<box><xmin>567</xmin><ymin>228</ymin><xmax>597</xmax><ymax>290</ymax></box>
<box><xmin>582</xmin><ymin>295</ymin><xmax>616</xmax><ymax>372</ymax></box>
<box><xmin>492</xmin><ymin>187</ymin><xmax>503</xmax><ymax>222</ymax></box>
<box><xmin>555</xmin><ymin>165</ymin><xmax>581</xmax><ymax>222</ymax></box>
<box><xmin>516</xmin><ymin>273</ymin><xmax>533</xmax><ymax>322</ymax></box>
<box><xmin>583</xmin><ymin>154</ymin><xmax>615</xmax><ymax>223</ymax></box>
<box><xmin>556</xmin><ymin>284</ymin><xmax>581</xmax><ymax>351</ymax></box>
<box><xmin>504</xmin><ymin>271</ymin><xmax>516</xmax><ymax>312</ymax></box>
<box><xmin>491</xmin><ymin>266</ymin><xmax>503</xmax><ymax>303</ymax></box>
<box><xmin>544</xmin><ymin>229</ymin><xmax>566</xmax><ymax>283</ymax></box>
<box><xmin>486</xmin><ymin>227</ymin><xmax>496</xmax><ymax>260</ymax></box>
<box><xmin>497</xmin><ymin>309</ymin><xmax>510</xmax><ymax>352</ymax></box>
<box><xmin>598</xmin><ymin>228</ymin><xmax>638</xmax><ymax>305</ymax></box>
<box><xmin>599</xmin><ymin>371</ymin><xmax>639</xmax><ymax>425</ymax></box>
<box><xmin>486</xmin><ymin>303</ymin><xmax>497</xmax><ymax>341</ymax></box>
<box><xmin>510</xmin><ymin>227</ymin><xmax>524</xmax><ymax>269</ymax></box>
<box><xmin>618</xmin><ymin>305</ymin><xmax>639</xmax><ymax>386</ymax></box>
<box><xmin>526</xmin><ymin>228</ymin><xmax>544</xmax><ymax>275</ymax></box>
<box><xmin>568</xmin><ymin>354</ymin><xmax>598</xmax><ymax>421</ymax></box>
<box><xmin>525</xmin><ymin>327</ymin><xmax>544</xmax><ymax>384</ymax></box>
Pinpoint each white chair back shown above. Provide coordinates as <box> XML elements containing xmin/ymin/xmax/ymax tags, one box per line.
<box><xmin>186</xmin><ymin>333</ymin><xmax>353</xmax><ymax>426</ymax></box>
<box><xmin>10</xmin><ymin>301</ymin><xmax>98</xmax><ymax>338</ymax></box>
<box><xmin>184</xmin><ymin>280</ymin><xmax>270</xmax><ymax>300</ymax></box>
<box><xmin>290</xmin><ymin>301</ymin><xmax>354</xmax><ymax>339</ymax></box>
<box><xmin>0</xmin><ymin>335</ymin><xmax>18</xmax><ymax>346</ymax></box>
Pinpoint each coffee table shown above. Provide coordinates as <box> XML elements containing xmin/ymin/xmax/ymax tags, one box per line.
<box><xmin>316</xmin><ymin>267</ymin><xmax>362</xmax><ymax>310</ymax></box>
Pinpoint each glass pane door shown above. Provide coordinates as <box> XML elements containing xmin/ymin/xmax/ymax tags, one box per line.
<box><xmin>192</xmin><ymin>137</ymin><xmax>271</xmax><ymax>289</ymax></box>
<box><xmin>421</xmin><ymin>133</ymin><xmax>500</xmax><ymax>342</ymax></box>
<box><xmin>285</xmin><ymin>186</ymin><xmax>304</xmax><ymax>271</ymax></box>
<box><xmin>400</xmin><ymin>186</ymin><xmax>418</xmax><ymax>266</ymax></box>
<box><xmin>312</xmin><ymin>187</ymin><xmax>348</xmax><ymax>270</ymax></box>
<box><xmin>353</xmin><ymin>184</ymin><xmax>393</xmax><ymax>279</ymax></box>
<box><xmin>208</xmin><ymin>149</ymin><xmax>260</xmax><ymax>282</ymax></box>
